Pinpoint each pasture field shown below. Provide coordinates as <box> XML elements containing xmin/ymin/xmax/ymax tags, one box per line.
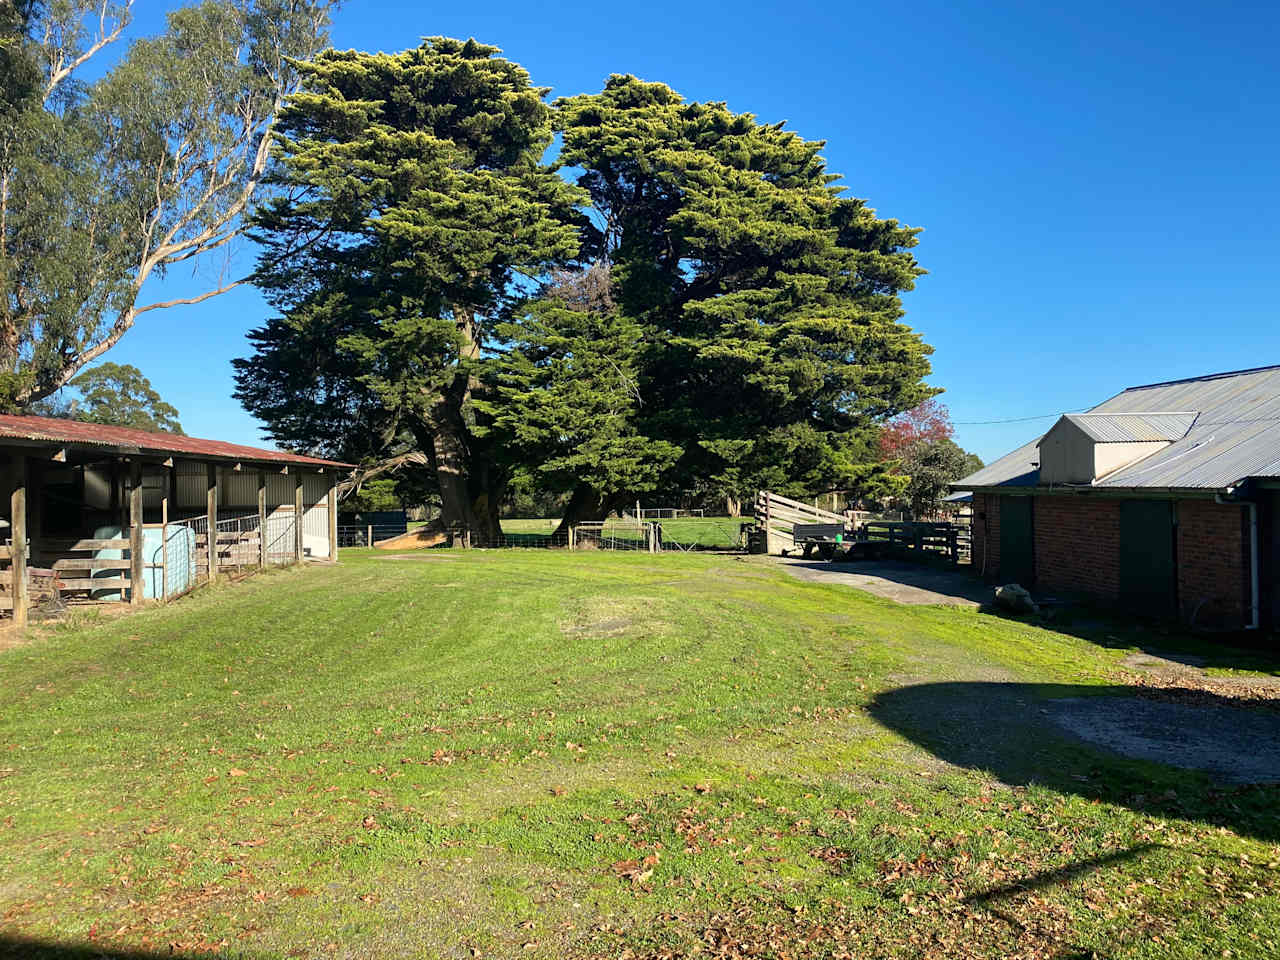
<box><xmin>499</xmin><ymin>517</ymin><xmax>747</xmax><ymax>549</ymax></box>
<box><xmin>1</xmin><ymin>550</ymin><xmax>1278</xmax><ymax>959</ymax></box>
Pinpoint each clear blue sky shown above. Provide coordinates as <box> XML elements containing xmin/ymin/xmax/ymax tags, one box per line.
<box><xmin>106</xmin><ymin>0</ymin><xmax>1280</xmax><ymax>463</ymax></box>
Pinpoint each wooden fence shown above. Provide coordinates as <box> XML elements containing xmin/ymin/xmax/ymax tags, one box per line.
<box><xmin>754</xmin><ymin>490</ymin><xmax>849</xmax><ymax>554</ymax></box>
<box><xmin>861</xmin><ymin>521</ymin><xmax>962</xmax><ymax>564</ymax></box>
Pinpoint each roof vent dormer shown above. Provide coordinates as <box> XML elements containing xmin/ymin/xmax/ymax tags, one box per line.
<box><xmin>1037</xmin><ymin>412</ymin><xmax>1197</xmax><ymax>484</ymax></box>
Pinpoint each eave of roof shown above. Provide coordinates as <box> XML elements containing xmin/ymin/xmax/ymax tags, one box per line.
<box><xmin>0</xmin><ymin>413</ymin><xmax>353</xmax><ymax>469</ymax></box>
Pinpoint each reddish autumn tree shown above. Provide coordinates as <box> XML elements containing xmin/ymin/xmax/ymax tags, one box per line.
<box><xmin>879</xmin><ymin>398</ymin><xmax>954</xmax><ymax>460</ymax></box>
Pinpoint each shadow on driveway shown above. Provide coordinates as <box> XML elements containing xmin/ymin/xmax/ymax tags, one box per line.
<box><xmin>778</xmin><ymin>558</ymin><xmax>991</xmax><ymax>606</ymax></box>
<box><xmin>868</xmin><ymin>680</ymin><xmax>1280</xmax><ymax>842</ymax></box>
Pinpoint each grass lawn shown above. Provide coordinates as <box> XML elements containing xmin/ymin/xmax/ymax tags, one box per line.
<box><xmin>2</xmin><ymin>551</ymin><xmax>1278</xmax><ymax>958</ymax></box>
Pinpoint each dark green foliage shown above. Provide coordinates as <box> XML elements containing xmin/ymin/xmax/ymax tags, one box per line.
<box><xmin>241</xmin><ymin>59</ymin><xmax>937</xmax><ymax>529</ymax></box>
<box><xmin>237</xmin><ymin>38</ymin><xmax>583</xmax><ymax>537</ymax></box>
<box><xmin>897</xmin><ymin>437</ymin><xmax>980</xmax><ymax>517</ymax></box>
<box><xmin>479</xmin><ymin>283</ymin><xmax>681</xmax><ymax>501</ymax></box>
<box><xmin>539</xmin><ymin>76</ymin><xmax>936</xmax><ymax>510</ymax></box>
<box><xmin>344</xmin><ymin>477</ymin><xmax>401</xmax><ymax>513</ymax></box>
<box><xmin>31</xmin><ymin>362</ymin><xmax>183</xmax><ymax>433</ymax></box>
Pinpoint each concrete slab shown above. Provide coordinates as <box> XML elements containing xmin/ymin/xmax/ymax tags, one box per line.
<box><xmin>777</xmin><ymin>558</ymin><xmax>988</xmax><ymax>606</ymax></box>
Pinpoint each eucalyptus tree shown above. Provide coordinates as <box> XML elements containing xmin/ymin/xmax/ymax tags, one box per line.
<box><xmin>0</xmin><ymin>0</ymin><xmax>334</xmax><ymax>409</ymax></box>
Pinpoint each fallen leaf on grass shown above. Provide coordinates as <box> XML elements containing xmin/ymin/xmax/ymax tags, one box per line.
<box><xmin>613</xmin><ymin>853</ymin><xmax>659</xmax><ymax>884</ymax></box>
<box><xmin>228</xmin><ymin>768</ymin><xmax>248</xmax><ymax>778</ymax></box>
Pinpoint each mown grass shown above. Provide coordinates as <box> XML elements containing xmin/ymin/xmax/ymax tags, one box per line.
<box><xmin>1</xmin><ymin>550</ymin><xmax>1278</xmax><ymax>959</ymax></box>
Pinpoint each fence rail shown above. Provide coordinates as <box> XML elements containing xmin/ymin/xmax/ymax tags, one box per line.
<box><xmin>860</xmin><ymin>520</ymin><xmax>966</xmax><ymax>564</ymax></box>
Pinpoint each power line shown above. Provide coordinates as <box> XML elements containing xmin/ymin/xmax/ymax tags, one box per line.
<box><xmin>952</xmin><ymin>408</ymin><xmax>1088</xmax><ymax>426</ymax></box>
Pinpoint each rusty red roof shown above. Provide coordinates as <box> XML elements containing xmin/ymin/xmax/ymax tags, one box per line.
<box><xmin>0</xmin><ymin>413</ymin><xmax>352</xmax><ymax>469</ymax></box>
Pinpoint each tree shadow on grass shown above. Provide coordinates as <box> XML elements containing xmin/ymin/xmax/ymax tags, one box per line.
<box><xmin>867</xmin><ymin>681</ymin><xmax>1280</xmax><ymax>842</ymax></box>
<box><xmin>0</xmin><ymin>937</ymin><xmax>232</xmax><ymax>960</ymax></box>
<box><xmin>981</xmin><ymin>601</ymin><xmax>1280</xmax><ymax>675</ymax></box>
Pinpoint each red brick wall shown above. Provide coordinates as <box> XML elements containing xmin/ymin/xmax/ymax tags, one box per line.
<box><xmin>968</xmin><ymin>493</ymin><xmax>1251</xmax><ymax>626</ymax></box>
<box><xmin>971</xmin><ymin>493</ymin><xmax>999</xmax><ymax>578</ymax></box>
<box><xmin>1177</xmin><ymin>499</ymin><xmax>1248</xmax><ymax>627</ymax></box>
<box><xmin>1032</xmin><ymin>497</ymin><xmax>1121</xmax><ymax>600</ymax></box>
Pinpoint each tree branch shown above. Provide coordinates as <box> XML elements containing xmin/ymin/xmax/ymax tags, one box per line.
<box><xmin>43</xmin><ymin>0</ymin><xmax>135</xmax><ymax>102</ymax></box>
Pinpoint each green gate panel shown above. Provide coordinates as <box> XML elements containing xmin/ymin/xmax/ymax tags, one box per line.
<box><xmin>1119</xmin><ymin>499</ymin><xmax>1176</xmax><ymax>616</ymax></box>
<box><xmin>999</xmin><ymin>496</ymin><xmax>1035</xmax><ymax>586</ymax></box>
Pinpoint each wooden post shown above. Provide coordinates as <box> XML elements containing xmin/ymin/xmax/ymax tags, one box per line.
<box><xmin>257</xmin><ymin>470</ymin><xmax>267</xmax><ymax>569</ymax></box>
<box><xmin>206</xmin><ymin>463</ymin><xmax>218</xmax><ymax>580</ymax></box>
<box><xmin>11</xmin><ymin>455</ymin><xmax>27</xmax><ymax>628</ymax></box>
<box><xmin>326</xmin><ymin>471</ymin><xmax>338</xmax><ymax>562</ymax></box>
<box><xmin>129</xmin><ymin>461</ymin><xmax>143</xmax><ymax>605</ymax></box>
<box><xmin>161</xmin><ymin>462</ymin><xmax>171</xmax><ymax>601</ymax></box>
<box><xmin>764</xmin><ymin>490</ymin><xmax>773</xmax><ymax>555</ymax></box>
<box><xmin>367</xmin><ymin>524</ymin><xmax>373</xmax><ymax>548</ymax></box>
<box><xmin>294</xmin><ymin>472</ymin><xmax>304</xmax><ymax>565</ymax></box>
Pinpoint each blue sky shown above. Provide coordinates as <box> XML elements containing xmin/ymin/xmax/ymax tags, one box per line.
<box><xmin>103</xmin><ymin>0</ymin><xmax>1280</xmax><ymax>462</ymax></box>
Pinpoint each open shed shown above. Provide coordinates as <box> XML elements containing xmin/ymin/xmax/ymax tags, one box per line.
<box><xmin>0</xmin><ymin>413</ymin><xmax>352</xmax><ymax>626</ymax></box>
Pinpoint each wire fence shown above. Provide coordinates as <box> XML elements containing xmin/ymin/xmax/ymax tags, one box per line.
<box><xmin>165</xmin><ymin>519</ymin><xmax>204</xmax><ymax>593</ymax></box>
<box><xmin>335</xmin><ymin>517</ymin><xmax>753</xmax><ymax>554</ymax></box>
<box><xmin>571</xmin><ymin>520</ymin><xmax>655</xmax><ymax>552</ymax></box>
<box><xmin>168</xmin><ymin>515</ymin><xmax>208</xmax><ymax>589</ymax></box>
<box><xmin>337</xmin><ymin>524</ymin><xmax>415</xmax><ymax>548</ymax></box>
<box><xmin>652</xmin><ymin>518</ymin><xmax>751</xmax><ymax>552</ymax></box>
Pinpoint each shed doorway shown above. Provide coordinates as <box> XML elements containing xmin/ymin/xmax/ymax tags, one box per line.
<box><xmin>1119</xmin><ymin>499</ymin><xmax>1176</xmax><ymax>616</ymax></box>
<box><xmin>999</xmin><ymin>496</ymin><xmax>1035</xmax><ymax>586</ymax></box>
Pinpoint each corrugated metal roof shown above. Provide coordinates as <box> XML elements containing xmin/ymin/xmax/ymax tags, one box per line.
<box><xmin>1057</xmin><ymin>411</ymin><xmax>1197</xmax><ymax>443</ymax></box>
<box><xmin>0</xmin><ymin>413</ymin><xmax>352</xmax><ymax>469</ymax></box>
<box><xmin>956</xmin><ymin>438</ymin><xmax>1042</xmax><ymax>488</ymax></box>
<box><xmin>952</xmin><ymin>364</ymin><xmax>1280</xmax><ymax>492</ymax></box>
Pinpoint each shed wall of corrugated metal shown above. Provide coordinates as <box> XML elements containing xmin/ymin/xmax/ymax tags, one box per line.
<box><xmin>175</xmin><ymin>459</ymin><xmax>207</xmax><ymax>510</ymax></box>
<box><xmin>303</xmin><ymin>473</ymin><xmax>331</xmax><ymax>555</ymax></box>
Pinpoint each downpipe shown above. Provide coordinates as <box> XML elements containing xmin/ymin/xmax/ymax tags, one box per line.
<box><xmin>1215</xmin><ymin>490</ymin><xmax>1260</xmax><ymax>630</ymax></box>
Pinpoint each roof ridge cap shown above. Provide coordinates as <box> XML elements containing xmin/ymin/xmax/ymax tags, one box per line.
<box><xmin>1126</xmin><ymin>364</ymin><xmax>1280</xmax><ymax>391</ymax></box>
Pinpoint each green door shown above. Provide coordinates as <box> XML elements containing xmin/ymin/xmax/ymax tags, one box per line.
<box><xmin>999</xmin><ymin>496</ymin><xmax>1035</xmax><ymax>586</ymax></box>
<box><xmin>1119</xmin><ymin>500</ymin><xmax>1176</xmax><ymax>616</ymax></box>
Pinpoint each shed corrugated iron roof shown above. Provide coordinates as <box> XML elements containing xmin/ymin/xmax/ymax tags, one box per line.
<box><xmin>0</xmin><ymin>413</ymin><xmax>352</xmax><ymax>469</ymax></box>
<box><xmin>952</xmin><ymin>364</ymin><xmax>1280</xmax><ymax>492</ymax></box>
<box><xmin>1055</xmin><ymin>412</ymin><xmax>1197</xmax><ymax>443</ymax></box>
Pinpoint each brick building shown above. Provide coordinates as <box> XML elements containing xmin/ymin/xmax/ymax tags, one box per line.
<box><xmin>952</xmin><ymin>365</ymin><xmax>1280</xmax><ymax>630</ymax></box>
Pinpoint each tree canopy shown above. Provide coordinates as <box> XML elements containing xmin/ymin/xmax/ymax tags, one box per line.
<box><xmin>238</xmin><ymin>47</ymin><xmax>939</xmax><ymax>536</ymax></box>
<box><xmin>876</xmin><ymin>401</ymin><xmax>984</xmax><ymax>517</ymax></box>
<box><xmin>32</xmin><ymin>362</ymin><xmax>184</xmax><ymax>433</ymax></box>
<box><xmin>538</xmin><ymin>76</ymin><xmax>935</xmax><ymax>518</ymax></box>
<box><xmin>0</xmin><ymin>0</ymin><xmax>333</xmax><ymax>410</ymax></box>
<box><xmin>235</xmin><ymin>37</ymin><xmax>583</xmax><ymax>539</ymax></box>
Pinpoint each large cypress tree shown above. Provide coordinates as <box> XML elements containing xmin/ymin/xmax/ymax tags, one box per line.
<box><xmin>235</xmin><ymin>38</ymin><xmax>583</xmax><ymax>540</ymax></box>
<box><xmin>527</xmin><ymin>76</ymin><xmax>935</xmax><ymax>523</ymax></box>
